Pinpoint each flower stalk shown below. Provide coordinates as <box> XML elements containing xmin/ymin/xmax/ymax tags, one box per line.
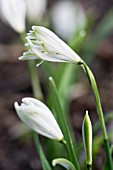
<box><xmin>28</xmin><ymin>60</ymin><xmax>43</xmax><ymax>100</ymax></box>
<box><xmin>79</xmin><ymin>60</ymin><xmax>113</xmax><ymax>170</ymax></box>
<box><xmin>87</xmin><ymin>164</ymin><xmax>92</xmax><ymax>170</ymax></box>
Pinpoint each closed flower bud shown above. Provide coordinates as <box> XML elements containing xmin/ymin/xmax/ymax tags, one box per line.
<box><xmin>19</xmin><ymin>26</ymin><xmax>81</xmax><ymax>65</ymax></box>
<box><xmin>14</xmin><ymin>97</ymin><xmax>64</xmax><ymax>141</ymax></box>
<box><xmin>82</xmin><ymin>111</ymin><xmax>92</xmax><ymax>166</ymax></box>
<box><xmin>0</xmin><ymin>0</ymin><xmax>26</xmax><ymax>33</ymax></box>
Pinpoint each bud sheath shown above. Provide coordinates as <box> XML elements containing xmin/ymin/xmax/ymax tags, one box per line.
<box><xmin>82</xmin><ymin>111</ymin><xmax>92</xmax><ymax>166</ymax></box>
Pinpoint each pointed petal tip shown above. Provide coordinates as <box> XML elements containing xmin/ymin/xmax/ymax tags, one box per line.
<box><xmin>18</xmin><ymin>56</ymin><xmax>24</xmax><ymax>60</ymax></box>
<box><xmin>52</xmin><ymin>160</ymin><xmax>56</xmax><ymax>166</ymax></box>
<box><xmin>22</xmin><ymin>97</ymin><xmax>30</xmax><ymax>104</ymax></box>
<box><xmin>19</xmin><ymin>55</ymin><xmax>29</xmax><ymax>60</ymax></box>
<box><xmin>14</xmin><ymin>102</ymin><xmax>19</xmax><ymax>110</ymax></box>
<box><xmin>32</xmin><ymin>25</ymin><xmax>37</xmax><ymax>30</ymax></box>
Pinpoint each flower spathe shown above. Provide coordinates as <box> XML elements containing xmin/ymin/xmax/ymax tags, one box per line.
<box><xmin>14</xmin><ymin>97</ymin><xmax>64</xmax><ymax>141</ymax></box>
<box><xmin>0</xmin><ymin>0</ymin><xmax>26</xmax><ymax>33</ymax></box>
<box><xmin>19</xmin><ymin>26</ymin><xmax>81</xmax><ymax>64</ymax></box>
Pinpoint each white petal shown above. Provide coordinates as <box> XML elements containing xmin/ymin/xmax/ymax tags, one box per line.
<box><xmin>19</xmin><ymin>54</ymin><xmax>38</xmax><ymax>60</ymax></box>
<box><xmin>14</xmin><ymin>97</ymin><xmax>63</xmax><ymax>141</ymax></box>
<box><xmin>32</xmin><ymin>48</ymin><xmax>69</xmax><ymax>62</ymax></box>
<box><xmin>0</xmin><ymin>0</ymin><xmax>26</xmax><ymax>33</ymax></box>
<box><xmin>32</xmin><ymin>26</ymin><xmax>81</xmax><ymax>63</ymax></box>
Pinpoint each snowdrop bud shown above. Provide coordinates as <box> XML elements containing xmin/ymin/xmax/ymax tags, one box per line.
<box><xmin>51</xmin><ymin>0</ymin><xmax>86</xmax><ymax>40</ymax></box>
<box><xmin>82</xmin><ymin>111</ymin><xmax>92</xmax><ymax>166</ymax></box>
<box><xmin>26</xmin><ymin>0</ymin><xmax>47</xmax><ymax>24</ymax></box>
<box><xmin>0</xmin><ymin>0</ymin><xmax>26</xmax><ymax>33</ymax></box>
<box><xmin>14</xmin><ymin>97</ymin><xmax>64</xmax><ymax>141</ymax></box>
<box><xmin>19</xmin><ymin>26</ymin><xmax>81</xmax><ymax>64</ymax></box>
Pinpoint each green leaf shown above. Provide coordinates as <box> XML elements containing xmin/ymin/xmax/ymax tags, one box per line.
<box><xmin>28</xmin><ymin>60</ymin><xmax>43</xmax><ymax>100</ymax></box>
<box><xmin>82</xmin><ymin>10</ymin><xmax>113</xmax><ymax>60</ymax></box>
<box><xmin>33</xmin><ymin>133</ymin><xmax>52</xmax><ymax>170</ymax></box>
<box><xmin>93</xmin><ymin>112</ymin><xmax>113</xmax><ymax>134</ymax></box>
<box><xmin>52</xmin><ymin>158</ymin><xmax>76</xmax><ymax>170</ymax></box>
<box><xmin>58</xmin><ymin>64</ymin><xmax>78</xmax><ymax>112</ymax></box>
<box><xmin>69</xmin><ymin>30</ymin><xmax>86</xmax><ymax>53</ymax></box>
<box><xmin>49</xmin><ymin>77</ymin><xmax>80</xmax><ymax>170</ymax></box>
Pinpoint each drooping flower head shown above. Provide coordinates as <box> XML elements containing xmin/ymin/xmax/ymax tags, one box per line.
<box><xmin>14</xmin><ymin>97</ymin><xmax>64</xmax><ymax>141</ymax></box>
<box><xmin>19</xmin><ymin>26</ymin><xmax>81</xmax><ymax>65</ymax></box>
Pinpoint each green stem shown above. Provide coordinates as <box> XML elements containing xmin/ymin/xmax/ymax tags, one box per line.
<box><xmin>63</xmin><ymin>142</ymin><xmax>72</xmax><ymax>162</ymax></box>
<box><xmin>28</xmin><ymin>60</ymin><xmax>43</xmax><ymax>100</ymax></box>
<box><xmin>62</xmin><ymin>121</ymin><xmax>80</xmax><ymax>170</ymax></box>
<box><xmin>63</xmin><ymin>141</ymin><xmax>80</xmax><ymax>170</ymax></box>
<box><xmin>79</xmin><ymin>60</ymin><xmax>113</xmax><ymax>170</ymax></box>
<box><xmin>87</xmin><ymin>164</ymin><xmax>92</xmax><ymax>170</ymax></box>
<box><xmin>33</xmin><ymin>132</ymin><xmax>52</xmax><ymax>170</ymax></box>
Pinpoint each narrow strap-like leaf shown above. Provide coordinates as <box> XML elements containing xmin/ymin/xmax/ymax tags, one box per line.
<box><xmin>52</xmin><ymin>158</ymin><xmax>76</xmax><ymax>170</ymax></box>
<box><xmin>33</xmin><ymin>132</ymin><xmax>52</xmax><ymax>170</ymax></box>
<box><xmin>49</xmin><ymin>77</ymin><xmax>80</xmax><ymax>170</ymax></box>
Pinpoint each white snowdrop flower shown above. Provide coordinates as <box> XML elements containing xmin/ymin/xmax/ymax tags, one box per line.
<box><xmin>50</xmin><ymin>0</ymin><xmax>86</xmax><ymax>40</ymax></box>
<box><xmin>0</xmin><ymin>0</ymin><xmax>26</xmax><ymax>33</ymax></box>
<box><xmin>19</xmin><ymin>26</ymin><xmax>81</xmax><ymax>64</ymax></box>
<box><xmin>14</xmin><ymin>97</ymin><xmax>64</xmax><ymax>141</ymax></box>
<box><xmin>26</xmin><ymin>0</ymin><xmax>47</xmax><ymax>24</ymax></box>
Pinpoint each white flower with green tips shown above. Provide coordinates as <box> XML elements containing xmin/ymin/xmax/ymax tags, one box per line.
<box><xmin>14</xmin><ymin>97</ymin><xmax>64</xmax><ymax>141</ymax></box>
<box><xmin>19</xmin><ymin>26</ymin><xmax>81</xmax><ymax>65</ymax></box>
